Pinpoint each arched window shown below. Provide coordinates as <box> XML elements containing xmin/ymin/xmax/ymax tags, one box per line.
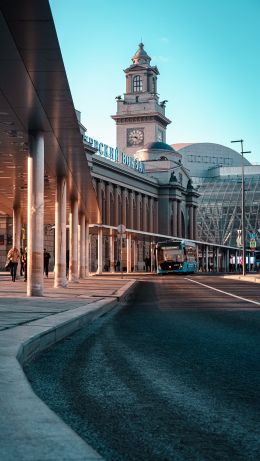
<box><xmin>133</xmin><ymin>75</ymin><xmax>142</xmax><ymax>92</ymax></box>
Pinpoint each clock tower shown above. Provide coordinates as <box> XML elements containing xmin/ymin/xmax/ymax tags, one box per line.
<box><xmin>111</xmin><ymin>43</ymin><xmax>171</xmax><ymax>155</ymax></box>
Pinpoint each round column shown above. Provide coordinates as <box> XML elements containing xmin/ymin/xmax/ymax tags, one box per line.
<box><xmin>177</xmin><ymin>201</ymin><xmax>182</xmax><ymax>237</ymax></box>
<box><xmin>114</xmin><ymin>187</ymin><xmax>119</xmax><ymax>227</ymax></box>
<box><xmin>172</xmin><ymin>200</ymin><xmax>177</xmax><ymax>236</ymax></box>
<box><xmin>27</xmin><ymin>132</ymin><xmax>44</xmax><ymax>296</ymax></box>
<box><xmin>122</xmin><ymin>189</ymin><xmax>127</xmax><ymax>226</ymax></box>
<box><xmin>79</xmin><ymin>213</ymin><xmax>85</xmax><ymax>279</ymax></box>
<box><xmin>109</xmin><ymin>228</ymin><xmax>115</xmax><ymax>272</ymax></box>
<box><xmin>149</xmin><ymin>197</ymin><xmax>154</xmax><ymax>233</ymax></box>
<box><xmin>69</xmin><ymin>199</ymin><xmax>79</xmax><ymax>282</ymax></box>
<box><xmin>136</xmin><ymin>194</ymin><xmax>141</xmax><ymax>230</ymax></box>
<box><xmin>97</xmin><ymin>226</ymin><xmax>103</xmax><ymax>274</ymax></box>
<box><xmin>106</xmin><ymin>184</ymin><xmax>111</xmax><ymax>225</ymax></box>
<box><xmin>85</xmin><ymin>221</ymin><xmax>90</xmax><ymax>277</ymax></box>
<box><xmin>193</xmin><ymin>206</ymin><xmax>197</xmax><ymax>240</ymax></box>
<box><xmin>129</xmin><ymin>191</ymin><xmax>134</xmax><ymax>229</ymax></box>
<box><xmin>54</xmin><ymin>176</ymin><xmax>67</xmax><ymax>288</ymax></box>
<box><xmin>189</xmin><ymin>206</ymin><xmax>194</xmax><ymax>240</ymax></box>
<box><xmin>127</xmin><ymin>233</ymin><xmax>132</xmax><ymax>273</ymax></box>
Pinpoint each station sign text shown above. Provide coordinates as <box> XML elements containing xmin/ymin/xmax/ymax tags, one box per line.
<box><xmin>83</xmin><ymin>135</ymin><xmax>145</xmax><ymax>173</ymax></box>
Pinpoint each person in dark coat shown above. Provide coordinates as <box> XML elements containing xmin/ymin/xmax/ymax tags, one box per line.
<box><xmin>43</xmin><ymin>249</ymin><xmax>51</xmax><ymax>278</ymax></box>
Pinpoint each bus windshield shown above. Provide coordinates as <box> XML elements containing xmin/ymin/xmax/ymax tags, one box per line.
<box><xmin>158</xmin><ymin>246</ymin><xmax>184</xmax><ymax>262</ymax></box>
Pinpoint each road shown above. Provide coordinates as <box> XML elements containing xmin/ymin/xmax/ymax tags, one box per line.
<box><xmin>25</xmin><ymin>276</ymin><xmax>260</xmax><ymax>461</ymax></box>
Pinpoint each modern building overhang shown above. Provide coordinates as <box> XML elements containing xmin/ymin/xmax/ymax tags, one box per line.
<box><xmin>0</xmin><ymin>0</ymin><xmax>100</xmax><ymax>224</ymax></box>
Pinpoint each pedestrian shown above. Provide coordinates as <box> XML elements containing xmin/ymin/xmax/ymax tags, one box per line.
<box><xmin>116</xmin><ymin>260</ymin><xmax>120</xmax><ymax>272</ymax></box>
<box><xmin>20</xmin><ymin>248</ymin><xmax>24</xmax><ymax>276</ymax></box>
<box><xmin>144</xmin><ymin>256</ymin><xmax>150</xmax><ymax>272</ymax></box>
<box><xmin>22</xmin><ymin>247</ymin><xmax>27</xmax><ymax>282</ymax></box>
<box><xmin>7</xmin><ymin>246</ymin><xmax>20</xmax><ymax>282</ymax></box>
<box><xmin>43</xmin><ymin>248</ymin><xmax>51</xmax><ymax>278</ymax></box>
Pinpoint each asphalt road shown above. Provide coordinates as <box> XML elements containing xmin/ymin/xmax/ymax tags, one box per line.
<box><xmin>24</xmin><ymin>276</ymin><xmax>260</xmax><ymax>461</ymax></box>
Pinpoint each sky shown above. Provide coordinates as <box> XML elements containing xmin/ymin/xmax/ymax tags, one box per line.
<box><xmin>49</xmin><ymin>0</ymin><xmax>260</xmax><ymax>163</ymax></box>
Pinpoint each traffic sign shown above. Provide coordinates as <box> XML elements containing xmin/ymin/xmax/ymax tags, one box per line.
<box><xmin>250</xmin><ymin>239</ymin><xmax>256</xmax><ymax>249</ymax></box>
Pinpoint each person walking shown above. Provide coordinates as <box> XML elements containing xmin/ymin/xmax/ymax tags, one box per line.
<box><xmin>7</xmin><ymin>246</ymin><xmax>20</xmax><ymax>282</ymax></box>
<box><xmin>43</xmin><ymin>248</ymin><xmax>51</xmax><ymax>278</ymax></box>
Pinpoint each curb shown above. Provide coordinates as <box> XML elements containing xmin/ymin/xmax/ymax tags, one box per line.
<box><xmin>0</xmin><ymin>280</ymin><xmax>137</xmax><ymax>461</ymax></box>
<box><xmin>223</xmin><ymin>274</ymin><xmax>260</xmax><ymax>284</ymax></box>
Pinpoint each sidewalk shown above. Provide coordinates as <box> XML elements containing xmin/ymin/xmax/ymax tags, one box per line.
<box><xmin>223</xmin><ymin>273</ymin><xmax>260</xmax><ymax>284</ymax></box>
<box><xmin>0</xmin><ymin>274</ymin><xmax>137</xmax><ymax>461</ymax></box>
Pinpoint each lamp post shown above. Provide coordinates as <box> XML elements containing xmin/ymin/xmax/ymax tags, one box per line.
<box><xmin>231</xmin><ymin>140</ymin><xmax>251</xmax><ymax>276</ymax></box>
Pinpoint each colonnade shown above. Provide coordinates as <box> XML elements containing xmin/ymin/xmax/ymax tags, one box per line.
<box><xmin>12</xmin><ymin>132</ymin><xmax>91</xmax><ymax>297</ymax></box>
<box><xmin>93</xmin><ymin>179</ymin><xmax>158</xmax><ymax>233</ymax></box>
<box><xmin>171</xmin><ymin>199</ymin><xmax>197</xmax><ymax>239</ymax></box>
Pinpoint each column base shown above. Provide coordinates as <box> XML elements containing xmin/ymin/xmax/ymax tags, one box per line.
<box><xmin>54</xmin><ymin>279</ymin><xmax>68</xmax><ymax>288</ymax></box>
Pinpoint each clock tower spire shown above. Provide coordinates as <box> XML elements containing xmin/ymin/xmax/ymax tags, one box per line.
<box><xmin>111</xmin><ymin>43</ymin><xmax>171</xmax><ymax>155</ymax></box>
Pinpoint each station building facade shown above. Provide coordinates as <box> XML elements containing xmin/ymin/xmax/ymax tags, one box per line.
<box><xmin>82</xmin><ymin>43</ymin><xmax>258</xmax><ymax>270</ymax></box>
<box><xmin>82</xmin><ymin>43</ymin><xmax>199</xmax><ymax>270</ymax></box>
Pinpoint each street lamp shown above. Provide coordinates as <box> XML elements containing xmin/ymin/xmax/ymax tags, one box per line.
<box><xmin>231</xmin><ymin>140</ymin><xmax>251</xmax><ymax>276</ymax></box>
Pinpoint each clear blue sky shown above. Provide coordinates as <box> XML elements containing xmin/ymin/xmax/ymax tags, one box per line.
<box><xmin>50</xmin><ymin>0</ymin><xmax>260</xmax><ymax>163</ymax></box>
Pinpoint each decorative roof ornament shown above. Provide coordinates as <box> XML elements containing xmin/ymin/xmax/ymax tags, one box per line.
<box><xmin>170</xmin><ymin>171</ymin><xmax>178</xmax><ymax>183</ymax></box>
<box><xmin>187</xmin><ymin>179</ymin><xmax>194</xmax><ymax>191</ymax></box>
<box><xmin>132</xmin><ymin>42</ymin><xmax>151</xmax><ymax>65</ymax></box>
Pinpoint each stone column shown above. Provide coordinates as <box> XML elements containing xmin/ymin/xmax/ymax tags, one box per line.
<box><xmin>143</xmin><ymin>196</ymin><xmax>148</xmax><ymax>232</ymax></box>
<box><xmin>79</xmin><ymin>214</ymin><xmax>85</xmax><ymax>278</ymax></box>
<box><xmin>154</xmin><ymin>200</ymin><xmax>158</xmax><ymax>234</ymax></box>
<box><xmin>97</xmin><ymin>226</ymin><xmax>103</xmax><ymax>274</ymax></box>
<box><xmin>109</xmin><ymin>228</ymin><xmax>115</xmax><ymax>272</ymax></box>
<box><xmin>193</xmin><ymin>207</ymin><xmax>197</xmax><ymax>241</ymax></box>
<box><xmin>149</xmin><ymin>197</ymin><xmax>154</xmax><ymax>233</ymax></box>
<box><xmin>97</xmin><ymin>180</ymin><xmax>103</xmax><ymax>221</ymax></box>
<box><xmin>27</xmin><ymin>132</ymin><xmax>44</xmax><ymax>296</ymax></box>
<box><xmin>85</xmin><ymin>221</ymin><xmax>90</xmax><ymax>276</ymax></box>
<box><xmin>127</xmin><ymin>233</ymin><xmax>132</xmax><ymax>273</ymax></box>
<box><xmin>129</xmin><ymin>191</ymin><xmax>134</xmax><ymax>229</ymax></box>
<box><xmin>172</xmin><ymin>200</ymin><xmax>177</xmax><ymax>236</ymax></box>
<box><xmin>133</xmin><ymin>239</ymin><xmax>138</xmax><ymax>271</ymax></box>
<box><xmin>69</xmin><ymin>199</ymin><xmax>79</xmax><ymax>282</ymax></box>
<box><xmin>122</xmin><ymin>189</ymin><xmax>127</xmax><ymax>226</ymax></box>
<box><xmin>150</xmin><ymin>240</ymin><xmax>155</xmax><ymax>272</ymax></box>
<box><xmin>114</xmin><ymin>187</ymin><xmax>119</xmax><ymax>227</ymax></box>
<box><xmin>177</xmin><ymin>201</ymin><xmax>182</xmax><ymax>237</ymax></box>
<box><xmin>106</xmin><ymin>184</ymin><xmax>111</xmax><ymax>225</ymax></box>
<box><xmin>189</xmin><ymin>206</ymin><xmax>194</xmax><ymax>240</ymax></box>
<box><xmin>136</xmin><ymin>194</ymin><xmax>141</xmax><ymax>230</ymax></box>
<box><xmin>54</xmin><ymin>176</ymin><xmax>67</xmax><ymax>288</ymax></box>
<box><xmin>13</xmin><ymin>206</ymin><xmax>21</xmax><ymax>277</ymax></box>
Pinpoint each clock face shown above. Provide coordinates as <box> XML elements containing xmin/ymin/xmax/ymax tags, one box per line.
<box><xmin>127</xmin><ymin>128</ymin><xmax>144</xmax><ymax>147</ymax></box>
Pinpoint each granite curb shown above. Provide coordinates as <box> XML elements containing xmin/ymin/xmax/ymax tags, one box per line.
<box><xmin>223</xmin><ymin>274</ymin><xmax>260</xmax><ymax>284</ymax></box>
<box><xmin>0</xmin><ymin>279</ymin><xmax>137</xmax><ymax>461</ymax></box>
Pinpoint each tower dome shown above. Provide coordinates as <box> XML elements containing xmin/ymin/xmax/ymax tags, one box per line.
<box><xmin>136</xmin><ymin>142</ymin><xmax>182</xmax><ymax>162</ymax></box>
<box><xmin>132</xmin><ymin>42</ymin><xmax>151</xmax><ymax>65</ymax></box>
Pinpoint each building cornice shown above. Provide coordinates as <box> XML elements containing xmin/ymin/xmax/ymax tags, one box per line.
<box><xmin>111</xmin><ymin>112</ymin><xmax>171</xmax><ymax>126</ymax></box>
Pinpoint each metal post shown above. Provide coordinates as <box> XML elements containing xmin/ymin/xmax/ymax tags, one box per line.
<box><xmin>231</xmin><ymin>140</ymin><xmax>251</xmax><ymax>276</ymax></box>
